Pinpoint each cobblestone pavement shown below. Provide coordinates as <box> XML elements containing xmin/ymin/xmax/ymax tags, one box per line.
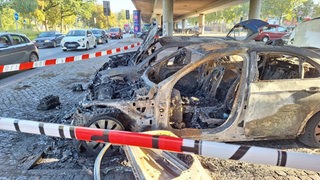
<box><xmin>0</xmin><ymin>42</ymin><xmax>137</xmax><ymax>179</ymax></box>
<box><xmin>0</xmin><ymin>40</ymin><xmax>319</xmax><ymax>180</ymax></box>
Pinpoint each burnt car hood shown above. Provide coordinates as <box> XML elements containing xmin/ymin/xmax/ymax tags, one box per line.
<box><xmin>225</xmin><ymin>19</ymin><xmax>269</xmax><ymax>41</ymax></box>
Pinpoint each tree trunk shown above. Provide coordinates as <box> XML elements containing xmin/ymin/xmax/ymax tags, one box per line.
<box><xmin>0</xmin><ymin>14</ymin><xmax>2</xmax><ymax>29</ymax></box>
<box><xmin>44</xmin><ymin>18</ymin><xmax>48</xmax><ymax>31</ymax></box>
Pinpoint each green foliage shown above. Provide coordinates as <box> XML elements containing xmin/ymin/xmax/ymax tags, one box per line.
<box><xmin>11</xmin><ymin>0</ymin><xmax>38</xmax><ymax>17</ymax></box>
<box><xmin>314</xmin><ymin>5</ymin><xmax>320</xmax><ymax>17</ymax></box>
<box><xmin>261</xmin><ymin>0</ymin><xmax>314</xmax><ymax>23</ymax></box>
<box><xmin>1</xmin><ymin>7</ymin><xmax>15</xmax><ymax>30</ymax></box>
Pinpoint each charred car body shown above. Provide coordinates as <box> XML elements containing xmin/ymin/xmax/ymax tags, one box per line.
<box><xmin>73</xmin><ymin>26</ymin><xmax>320</xmax><ymax>155</ymax></box>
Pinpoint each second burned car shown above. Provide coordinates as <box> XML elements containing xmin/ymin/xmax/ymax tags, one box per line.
<box><xmin>73</xmin><ymin>29</ymin><xmax>320</xmax><ymax>155</ymax></box>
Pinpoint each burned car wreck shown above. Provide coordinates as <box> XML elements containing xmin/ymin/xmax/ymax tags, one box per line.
<box><xmin>73</xmin><ymin>32</ymin><xmax>320</xmax><ymax>155</ymax></box>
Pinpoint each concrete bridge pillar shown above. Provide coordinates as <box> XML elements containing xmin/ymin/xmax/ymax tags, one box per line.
<box><xmin>198</xmin><ymin>14</ymin><xmax>205</xmax><ymax>35</ymax></box>
<box><xmin>249</xmin><ymin>0</ymin><xmax>262</xmax><ymax>19</ymax></box>
<box><xmin>156</xmin><ymin>14</ymin><xmax>162</xmax><ymax>27</ymax></box>
<box><xmin>162</xmin><ymin>0</ymin><xmax>174</xmax><ymax>36</ymax></box>
<box><xmin>182</xmin><ymin>19</ymin><xmax>186</xmax><ymax>34</ymax></box>
<box><xmin>182</xmin><ymin>19</ymin><xmax>186</xmax><ymax>29</ymax></box>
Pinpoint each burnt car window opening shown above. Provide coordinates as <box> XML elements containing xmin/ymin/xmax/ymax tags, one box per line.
<box><xmin>227</xmin><ymin>26</ymin><xmax>254</xmax><ymax>41</ymax></box>
<box><xmin>171</xmin><ymin>55</ymin><xmax>243</xmax><ymax>129</ymax></box>
<box><xmin>257</xmin><ymin>53</ymin><xmax>320</xmax><ymax>80</ymax></box>
<box><xmin>147</xmin><ymin>49</ymin><xmax>191</xmax><ymax>84</ymax></box>
<box><xmin>146</xmin><ymin>50</ymin><xmax>244</xmax><ymax>129</ymax></box>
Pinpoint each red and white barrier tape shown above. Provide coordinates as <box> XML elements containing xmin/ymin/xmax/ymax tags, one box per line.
<box><xmin>0</xmin><ymin>117</ymin><xmax>319</xmax><ymax>172</ymax></box>
<box><xmin>0</xmin><ymin>42</ymin><xmax>141</xmax><ymax>74</ymax></box>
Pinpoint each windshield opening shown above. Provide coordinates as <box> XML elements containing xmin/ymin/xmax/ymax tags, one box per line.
<box><xmin>66</xmin><ymin>30</ymin><xmax>86</xmax><ymax>36</ymax></box>
<box><xmin>39</xmin><ymin>32</ymin><xmax>55</xmax><ymax>37</ymax></box>
<box><xmin>92</xmin><ymin>30</ymin><xmax>101</xmax><ymax>34</ymax></box>
<box><xmin>226</xmin><ymin>26</ymin><xmax>253</xmax><ymax>41</ymax></box>
<box><xmin>109</xmin><ymin>28</ymin><xmax>119</xmax><ymax>32</ymax></box>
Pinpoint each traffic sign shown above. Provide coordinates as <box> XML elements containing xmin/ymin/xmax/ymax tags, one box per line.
<box><xmin>126</xmin><ymin>10</ymin><xmax>130</xmax><ymax>20</ymax></box>
<box><xmin>103</xmin><ymin>1</ymin><xmax>110</xmax><ymax>16</ymax></box>
<box><xmin>14</xmin><ymin>12</ymin><xmax>19</xmax><ymax>21</ymax></box>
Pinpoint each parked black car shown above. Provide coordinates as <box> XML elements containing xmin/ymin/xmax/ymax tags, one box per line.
<box><xmin>91</xmin><ymin>29</ymin><xmax>108</xmax><ymax>44</ymax></box>
<box><xmin>34</xmin><ymin>31</ymin><xmax>64</xmax><ymax>48</ymax></box>
<box><xmin>0</xmin><ymin>32</ymin><xmax>39</xmax><ymax>66</ymax></box>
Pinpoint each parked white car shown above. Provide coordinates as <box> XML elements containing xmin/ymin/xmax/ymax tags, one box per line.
<box><xmin>61</xmin><ymin>29</ymin><xmax>96</xmax><ymax>51</ymax></box>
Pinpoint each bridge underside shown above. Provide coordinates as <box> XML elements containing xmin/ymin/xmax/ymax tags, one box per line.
<box><xmin>132</xmin><ymin>0</ymin><xmax>248</xmax><ymax>23</ymax></box>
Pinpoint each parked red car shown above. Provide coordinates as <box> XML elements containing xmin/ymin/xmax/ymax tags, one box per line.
<box><xmin>109</xmin><ymin>27</ymin><xmax>123</xmax><ymax>39</ymax></box>
<box><xmin>254</xmin><ymin>24</ymin><xmax>289</xmax><ymax>42</ymax></box>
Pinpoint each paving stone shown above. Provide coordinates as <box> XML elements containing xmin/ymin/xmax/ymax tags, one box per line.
<box><xmin>275</xmin><ymin>170</ymin><xmax>288</xmax><ymax>176</ymax></box>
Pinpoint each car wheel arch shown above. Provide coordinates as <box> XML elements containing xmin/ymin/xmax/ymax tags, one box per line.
<box><xmin>29</xmin><ymin>52</ymin><xmax>39</xmax><ymax>62</ymax></box>
<box><xmin>298</xmin><ymin>111</ymin><xmax>320</xmax><ymax>147</ymax></box>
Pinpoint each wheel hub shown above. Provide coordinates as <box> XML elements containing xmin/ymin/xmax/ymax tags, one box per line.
<box><xmin>81</xmin><ymin>117</ymin><xmax>124</xmax><ymax>155</ymax></box>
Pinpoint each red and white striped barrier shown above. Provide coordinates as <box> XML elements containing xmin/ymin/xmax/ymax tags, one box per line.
<box><xmin>0</xmin><ymin>116</ymin><xmax>319</xmax><ymax>172</ymax></box>
<box><xmin>0</xmin><ymin>42</ymin><xmax>141</xmax><ymax>74</ymax></box>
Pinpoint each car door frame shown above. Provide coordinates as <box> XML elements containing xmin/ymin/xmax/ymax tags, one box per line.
<box><xmin>0</xmin><ymin>34</ymin><xmax>14</xmax><ymax>65</ymax></box>
<box><xmin>8</xmin><ymin>34</ymin><xmax>29</xmax><ymax>63</ymax></box>
<box><xmin>149</xmin><ymin>46</ymin><xmax>250</xmax><ymax>141</ymax></box>
<box><xmin>243</xmin><ymin>48</ymin><xmax>320</xmax><ymax>139</ymax></box>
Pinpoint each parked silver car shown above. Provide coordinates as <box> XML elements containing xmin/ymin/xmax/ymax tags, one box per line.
<box><xmin>0</xmin><ymin>32</ymin><xmax>39</xmax><ymax>66</ymax></box>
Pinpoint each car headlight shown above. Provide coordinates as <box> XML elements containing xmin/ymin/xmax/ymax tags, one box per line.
<box><xmin>78</xmin><ymin>38</ymin><xmax>85</xmax><ymax>42</ymax></box>
<box><xmin>44</xmin><ymin>40</ymin><xmax>51</xmax><ymax>42</ymax></box>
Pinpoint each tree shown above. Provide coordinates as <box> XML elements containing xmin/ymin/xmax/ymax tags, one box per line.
<box><xmin>1</xmin><ymin>7</ymin><xmax>15</xmax><ymax>30</ymax></box>
<box><xmin>261</xmin><ymin>0</ymin><xmax>310</xmax><ymax>24</ymax></box>
<box><xmin>314</xmin><ymin>4</ymin><xmax>320</xmax><ymax>17</ymax></box>
<box><xmin>11</xmin><ymin>0</ymin><xmax>38</xmax><ymax>25</ymax></box>
<box><xmin>0</xmin><ymin>0</ymin><xmax>12</xmax><ymax>28</ymax></box>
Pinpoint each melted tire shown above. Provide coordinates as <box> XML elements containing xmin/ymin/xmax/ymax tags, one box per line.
<box><xmin>298</xmin><ymin>113</ymin><xmax>320</xmax><ymax>148</ymax></box>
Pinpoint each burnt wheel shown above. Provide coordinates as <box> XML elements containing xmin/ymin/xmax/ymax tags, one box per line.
<box><xmin>79</xmin><ymin>115</ymin><xmax>125</xmax><ymax>156</ymax></box>
<box><xmin>299</xmin><ymin>113</ymin><xmax>320</xmax><ymax>147</ymax></box>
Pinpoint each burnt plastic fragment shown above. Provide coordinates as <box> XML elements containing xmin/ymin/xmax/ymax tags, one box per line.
<box><xmin>37</xmin><ymin>95</ymin><xmax>61</xmax><ymax>110</ymax></box>
<box><xmin>72</xmin><ymin>84</ymin><xmax>84</xmax><ymax>92</ymax></box>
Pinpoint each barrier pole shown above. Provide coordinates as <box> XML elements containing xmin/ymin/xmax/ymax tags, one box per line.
<box><xmin>0</xmin><ymin>117</ymin><xmax>319</xmax><ymax>172</ymax></box>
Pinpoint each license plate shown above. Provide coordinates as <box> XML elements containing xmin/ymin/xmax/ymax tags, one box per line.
<box><xmin>68</xmin><ymin>44</ymin><xmax>76</xmax><ymax>47</ymax></box>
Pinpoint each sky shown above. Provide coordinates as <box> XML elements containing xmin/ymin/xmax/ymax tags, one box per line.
<box><xmin>97</xmin><ymin>0</ymin><xmax>136</xmax><ymax>13</ymax></box>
